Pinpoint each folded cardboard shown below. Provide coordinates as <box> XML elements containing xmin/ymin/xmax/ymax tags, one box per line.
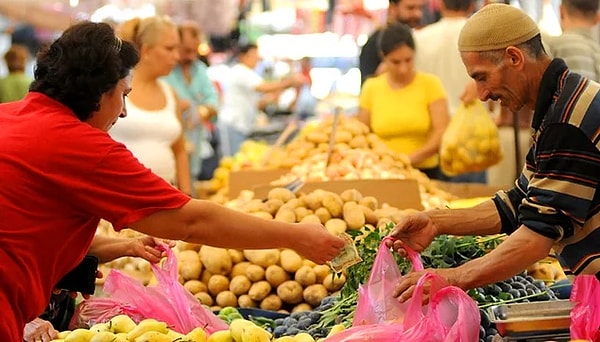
<box><xmin>254</xmin><ymin>178</ymin><xmax>423</xmax><ymax>210</ymax></box>
<box><xmin>228</xmin><ymin>168</ymin><xmax>290</xmax><ymax>198</ymax></box>
<box><xmin>433</xmin><ymin>181</ymin><xmax>505</xmax><ymax>199</ymax></box>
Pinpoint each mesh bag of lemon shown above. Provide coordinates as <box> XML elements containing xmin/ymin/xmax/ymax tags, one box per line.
<box><xmin>440</xmin><ymin>101</ymin><xmax>503</xmax><ymax>176</ymax></box>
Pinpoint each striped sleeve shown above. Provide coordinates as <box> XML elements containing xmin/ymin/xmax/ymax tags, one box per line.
<box><xmin>493</xmin><ymin>160</ymin><xmax>530</xmax><ymax>235</ymax></box>
<box><xmin>520</xmin><ymin>123</ymin><xmax>600</xmax><ymax>240</ymax></box>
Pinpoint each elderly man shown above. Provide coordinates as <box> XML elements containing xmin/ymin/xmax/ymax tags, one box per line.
<box><xmin>389</xmin><ymin>3</ymin><xmax>600</xmax><ymax>301</ymax></box>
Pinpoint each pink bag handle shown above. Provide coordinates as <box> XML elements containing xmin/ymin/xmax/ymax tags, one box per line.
<box><xmin>382</xmin><ymin>236</ymin><xmax>424</xmax><ymax>271</ymax></box>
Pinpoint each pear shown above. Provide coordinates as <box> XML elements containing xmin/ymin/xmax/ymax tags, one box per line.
<box><xmin>240</xmin><ymin>325</ymin><xmax>272</xmax><ymax>342</ymax></box>
<box><xmin>184</xmin><ymin>327</ymin><xmax>208</xmax><ymax>342</ymax></box>
<box><xmin>64</xmin><ymin>328</ymin><xmax>94</xmax><ymax>342</ymax></box>
<box><xmin>57</xmin><ymin>331</ymin><xmax>71</xmax><ymax>339</ymax></box>
<box><xmin>126</xmin><ymin>318</ymin><xmax>168</xmax><ymax>341</ymax></box>
<box><xmin>108</xmin><ymin>314</ymin><xmax>137</xmax><ymax>333</ymax></box>
<box><xmin>326</xmin><ymin>324</ymin><xmax>345</xmax><ymax>337</ymax></box>
<box><xmin>229</xmin><ymin>319</ymin><xmax>256</xmax><ymax>342</ymax></box>
<box><xmin>293</xmin><ymin>333</ymin><xmax>315</xmax><ymax>342</ymax></box>
<box><xmin>133</xmin><ymin>331</ymin><xmax>172</xmax><ymax>342</ymax></box>
<box><xmin>274</xmin><ymin>337</ymin><xmax>295</xmax><ymax>342</ymax></box>
<box><xmin>89</xmin><ymin>331</ymin><xmax>116</xmax><ymax>342</ymax></box>
<box><xmin>207</xmin><ymin>330</ymin><xmax>234</xmax><ymax>342</ymax></box>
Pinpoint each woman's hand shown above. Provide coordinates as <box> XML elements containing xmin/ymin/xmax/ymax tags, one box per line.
<box><xmin>293</xmin><ymin>223</ymin><xmax>345</xmax><ymax>265</ymax></box>
<box><xmin>129</xmin><ymin>236</ymin><xmax>175</xmax><ymax>264</ymax></box>
<box><xmin>23</xmin><ymin>318</ymin><xmax>58</xmax><ymax>342</ymax></box>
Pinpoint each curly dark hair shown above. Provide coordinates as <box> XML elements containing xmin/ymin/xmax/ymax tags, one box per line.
<box><xmin>30</xmin><ymin>21</ymin><xmax>139</xmax><ymax>121</ymax></box>
<box><xmin>378</xmin><ymin>22</ymin><xmax>415</xmax><ymax>57</ymax></box>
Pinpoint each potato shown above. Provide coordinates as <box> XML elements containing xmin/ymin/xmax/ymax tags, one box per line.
<box><xmin>274</xmin><ymin>206</ymin><xmax>296</xmax><ymax>223</ymax></box>
<box><xmin>323</xmin><ymin>273</ymin><xmax>346</xmax><ymax>292</ymax></box>
<box><xmin>285</xmin><ymin>198</ymin><xmax>304</xmax><ymax>209</ymax></box>
<box><xmin>277</xmin><ymin>280</ymin><xmax>304</xmax><ymax>304</ymax></box>
<box><xmin>210</xmin><ymin>305</ymin><xmax>222</xmax><ymax>312</ymax></box>
<box><xmin>264</xmin><ymin>199</ymin><xmax>284</xmax><ymax>215</ymax></box>
<box><xmin>178</xmin><ymin>250</ymin><xmax>203</xmax><ymax>280</ymax></box>
<box><xmin>313</xmin><ymin>265</ymin><xmax>331</xmax><ymax>284</ymax></box>
<box><xmin>265</xmin><ymin>265</ymin><xmax>290</xmax><ymax>287</ymax></box>
<box><xmin>268</xmin><ymin>187</ymin><xmax>296</xmax><ymax>203</ymax></box>
<box><xmin>280</xmin><ymin>249</ymin><xmax>303</xmax><ymax>273</ymax></box>
<box><xmin>245</xmin><ymin>264</ymin><xmax>266</xmax><ymax>282</ymax></box>
<box><xmin>248</xmin><ymin>281</ymin><xmax>272</xmax><ymax>301</ymax></box>
<box><xmin>229</xmin><ymin>275</ymin><xmax>252</xmax><ymax>295</ymax></box>
<box><xmin>244</xmin><ymin>199</ymin><xmax>267</xmax><ymax>213</ymax></box>
<box><xmin>294</xmin><ymin>207</ymin><xmax>312</xmax><ymax>222</ymax></box>
<box><xmin>302</xmin><ymin>259</ymin><xmax>317</xmax><ymax>268</ymax></box>
<box><xmin>359</xmin><ymin>196</ymin><xmax>378</xmax><ymax>211</ymax></box>
<box><xmin>237</xmin><ymin>294</ymin><xmax>257</xmax><ymax>308</ymax></box>
<box><xmin>194</xmin><ymin>291</ymin><xmax>213</xmax><ymax>306</ymax></box>
<box><xmin>207</xmin><ymin>274</ymin><xmax>230</xmax><ymax>296</ymax></box>
<box><xmin>306</xmin><ymin>130</ymin><xmax>329</xmax><ymax>144</ymax></box>
<box><xmin>343</xmin><ymin>201</ymin><xmax>366</xmax><ymax>230</ymax></box>
<box><xmin>228</xmin><ymin>249</ymin><xmax>245</xmax><ymax>264</ymax></box>
<box><xmin>348</xmin><ymin>135</ymin><xmax>368</xmax><ymax>149</ymax></box>
<box><xmin>325</xmin><ymin>218</ymin><xmax>347</xmax><ymax>236</ymax></box>
<box><xmin>340</xmin><ymin>189</ymin><xmax>363</xmax><ymax>203</ymax></box>
<box><xmin>292</xmin><ymin>303</ymin><xmax>313</xmax><ymax>313</ymax></box>
<box><xmin>322</xmin><ymin>193</ymin><xmax>343</xmax><ymax>218</ymax></box>
<box><xmin>230</xmin><ymin>261</ymin><xmax>251</xmax><ymax>278</ymax></box>
<box><xmin>301</xmin><ymin>193</ymin><xmax>322</xmax><ymax>211</ymax></box>
<box><xmin>200</xmin><ymin>270</ymin><xmax>213</xmax><ymax>285</ymax></box>
<box><xmin>251</xmin><ymin>211</ymin><xmax>273</xmax><ymax>220</ymax></box>
<box><xmin>314</xmin><ymin>207</ymin><xmax>332</xmax><ymax>224</ymax></box>
<box><xmin>260</xmin><ymin>294</ymin><xmax>283</xmax><ymax>311</ymax></box>
<box><xmin>334</xmin><ymin>130</ymin><xmax>352</xmax><ymax>143</ymax></box>
<box><xmin>199</xmin><ymin>246</ymin><xmax>232</xmax><ymax>275</ymax></box>
<box><xmin>294</xmin><ymin>266</ymin><xmax>317</xmax><ymax>287</ymax></box>
<box><xmin>176</xmin><ymin>241</ymin><xmax>201</xmax><ymax>252</ymax></box>
<box><xmin>303</xmin><ymin>284</ymin><xmax>328</xmax><ymax>307</ymax></box>
<box><xmin>243</xmin><ymin>249</ymin><xmax>280</xmax><ymax>268</ymax></box>
<box><xmin>300</xmin><ymin>214</ymin><xmax>322</xmax><ymax>224</ymax></box>
<box><xmin>184</xmin><ymin>280</ymin><xmax>207</xmax><ymax>295</ymax></box>
<box><xmin>216</xmin><ymin>291</ymin><xmax>238</xmax><ymax>308</ymax></box>
<box><xmin>359</xmin><ymin>205</ymin><xmax>378</xmax><ymax>226</ymax></box>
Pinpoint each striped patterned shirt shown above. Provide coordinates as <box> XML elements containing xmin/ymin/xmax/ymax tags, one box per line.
<box><xmin>493</xmin><ymin>59</ymin><xmax>600</xmax><ymax>278</ymax></box>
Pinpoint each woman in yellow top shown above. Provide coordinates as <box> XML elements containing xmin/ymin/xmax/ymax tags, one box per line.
<box><xmin>358</xmin><ymin>22</ymin><xmax>450</xmax><ymax>180</ymax></box>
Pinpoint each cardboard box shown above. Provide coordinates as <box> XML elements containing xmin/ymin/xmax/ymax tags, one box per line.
<box><xmin>433</xmin><ymin>181</ymin><xmax>506</xmax><ymax>199</ymax></box>
<box><xmin>254</xmin><ymin>178</ymin><xmax>423</xmax><ymax>210</ymax></box>
<box><xmin>228</xmin><ymin>168</ymin><xmax>290</xmax><ymax>198</ymax></box>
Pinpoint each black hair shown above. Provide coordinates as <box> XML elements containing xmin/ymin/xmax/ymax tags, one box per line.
<box><xmin>378</xmin><ymin>22</ymin><xmax>415</xmax><ymax>57</ymax></box>
<box><xmin>238</xmin><ymin>43</ymin><xmax>258</xmax><ymax>55</ymax></box>
<box><xmin>443</xmin><ymin>0</ymin><xmax>474</xmax><ymax>11</ymax></box>
<box><xmin>29</xmin><ymin>21</ymin><xmax>139</xmax><ymax>122</ymax></box>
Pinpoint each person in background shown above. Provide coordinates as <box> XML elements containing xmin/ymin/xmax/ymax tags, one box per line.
<box><xmin>110</xmin><ymin>15</ymin><xmax>192</xmax><ymax>195</ymax></box>
<box><xmin>359</xmin><ymin>0</ymin><xmax>425</xmax><ymax>86</ymax></box>
<box><xmin>0</xmin><ymin>21</ymin><xmax>344</xmax><ymax>341</ymax></box>
<box><xmin>414</xmin><ymin>0</ymin><xmax>488</xmax><ymax>183</ymax></box>
<box><xmin>543</xmin><ymin>0</ymin><xmax>600</xmax><ymax>82</ymax></box>
<box><xmin>289</xmin><ymin>56</ymin><xmax>318</xmax><ymax>121</ymax></box>
<box><xmin>390</xmin><ymin>4</ymin><xmax>600</xmax><ymax>302</ymax></box>
<box><xmin>217</xmin><ymin>43</ymin><xmax>305</xmax><ymax>157</ymax></box>
<box><xmin>165</xmin><ymin>22</ymin><xmax>220</xmax><ymax>183</ymax></box>
<box><xmin>358</xmin><ymin>22</ymin><xmax>450</xmax><ymax>180</ymax></box>
<box><xmin>23</xmin><ymin>234</ymin><xmax>173</xmax><ymax>342</ymax></box>
<box><xmin>0</xmin><ymin>44</ymin><xmax>32</xmax><ymax>103</ymax></box>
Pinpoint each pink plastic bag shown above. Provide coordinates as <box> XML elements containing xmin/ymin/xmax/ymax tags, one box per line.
<box><xmin>326</xmin><ymin>237</ymin><xmax>480</xmax><ymax>342</ymax></box>
<box><xmin>71</xmin><ymin>244</ymin><xmax>228</xmax><ymax>334</ymax></box>
<box><xmin>69</xmin><ymin>298</ymin><xmax>146</xmax><ymax>329</ymax></box>
<box><xmin>570</xmin><ymin>275</ymin><xmax>600</xmax><ymax>341</ymax></box>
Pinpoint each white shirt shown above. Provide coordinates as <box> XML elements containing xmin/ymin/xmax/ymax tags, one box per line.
<box><xmin>415</xmin><ymin>17</ymin><xmax>470</xmax><ymax>116</ymax></box>
<box><xmin>218</xmin><ymin>63</ymin><xmax>263</xmax><ymax>134</ymax></box>
<box><xmin>110</xmin><ymin>80</ymin><xmax>181</xmax><ymax>183</ymax></box>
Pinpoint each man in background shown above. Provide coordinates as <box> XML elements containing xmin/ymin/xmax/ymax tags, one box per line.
<box><xmin>359</xmin><ymin>0</ymin><xmax>425</xmax><ymax>85</ymax></box>
<box><xmin>0</xmin><ymin>44</ymin><xmax>32</xmax><ymax>103</ymax></box>
<box><xmin>165</xmin><ymin>22</ymin><xmax>220</xmax><ymax>182</ymax></box>
<box><xmin>543</xmin><ymin>0</ymin><xmax>600</xmax><ymax>82</ymax></box>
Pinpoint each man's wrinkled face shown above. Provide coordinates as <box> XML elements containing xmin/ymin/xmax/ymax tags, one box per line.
<box><xmin>461</xmin><ymin>51</ymin><xmax>526</xmax><ymax>113</ymax></box>
<box><xmin>390</xmin><ymin>0</ymin><xmax>425</xmax><ymax>28</ymax></box>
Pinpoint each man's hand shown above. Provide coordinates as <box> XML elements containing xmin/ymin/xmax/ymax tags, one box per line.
<box><xmin>393</xmin><ymin>268</ymin><xmax>457</xmax><ymax>303</ymax></box>
<box><xmin>386</xmin><ymin>212</ymin><xmax>438</xmax><ymax>257</ymax></box>
<box><xmin>23</xmin><ymin>318</ymin><xmax>58</xmax><ymax>342</ymax></box>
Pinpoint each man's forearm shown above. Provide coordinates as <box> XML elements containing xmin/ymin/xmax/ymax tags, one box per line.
<box><xmin>427</xmin><ymin>200</ymin><xmax>502</xmax><ymax>236</ymax></box>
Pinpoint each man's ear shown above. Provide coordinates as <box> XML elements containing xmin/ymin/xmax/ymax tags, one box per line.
<box><xmin>504</xmin><ymin>46</ymin><xmax>525</xmax><ymax>70</ymax></box>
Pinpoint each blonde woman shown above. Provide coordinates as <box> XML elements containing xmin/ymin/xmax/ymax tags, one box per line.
<box><xmin>111</xmin><ymin>15</ymin><xmax>192</xmax><ymax>195</ymax></box>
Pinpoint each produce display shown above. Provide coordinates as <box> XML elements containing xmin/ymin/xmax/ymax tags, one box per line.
<box><xmin>208</xmin><ymin>116</ymin><xmax>455</xmax><ymax>210</ymax></box>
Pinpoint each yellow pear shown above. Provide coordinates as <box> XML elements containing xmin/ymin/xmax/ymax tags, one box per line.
<box><xmin>274</xmin><ymin>337</ymin><xmax>295</xmax><ymax>342</ymax></box>
<box><xmin>207</xmin><ymin>330</ymin><xmax>234</xmax><ymax>342</ymax></box>
<box><xmin>50</xmin><ymin>340</ymin><xmax>65</xmax><ymax>342</ymax></box>
<box><xmin>240</xmin><ymin>325</ymin><xmax>271</xmax><ymax>342</ymax></box>
<box><xmin>57</xmin><ymin>331</ymin><xmax>71</xmax><ymax>339</ymax></box>
<box><xmin>184</xmin><ymin>327</ymin><xmax>208</xmax><ymax>342</ymax></box>
<box><xmin>293</xmin><ymin>333</ymin><xmax>315</xmax><ymax>342</ymax></box>
<box><xmin>64</xmin><ymin>328</ymin><xmax>94</xmax><ymax>342</ymax></box>
<box><xmin>166</xmin><ymin>329</ymin><xmax>185</xmax><ymax>339</ymax></box>
<box><xmin>108</xmin><ymin>314</ymin><xmax>137</xmax><ymax>333</ymax></box>
<box><xmin>89</xmin><ymin>331</ymin><xmax>116</xmax><ymax>342</ymax></box>
<box><xmin>113</xmin><ymin>333</ymin><xmax>129</xmax><ymax>342</ymax></box>
<box><xmin>229</xmin><ymin>319</ymin><xmax>256</xmax><ymax>342</ymax></box>
<box><xmin>133</xmin><ymin>330</ymin><xmax>172</xmax><ymax>342</ymax></box>
<box><xmin>126</xmin><ymin>318</ymin><xmax>168</xmax><ymax>341</ymax></box>
<box><xmin>88</xmin><ymin>322</ymin><xmax>110</xmax><ymax>333</ymax></box>
<box><xmin>326</xmin><ymin>324</ymin><xmax>345</xmax><ymax>337</ymax></box>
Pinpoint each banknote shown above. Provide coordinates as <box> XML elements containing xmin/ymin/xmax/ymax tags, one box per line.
<box><xmin>329</xmin><ymin>233</ymin><xmax>362</xmax><ymax>272</ymax></box>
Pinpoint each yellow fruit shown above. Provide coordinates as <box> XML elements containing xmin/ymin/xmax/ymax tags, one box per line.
<box><xmin>88</xmin><ymin>323</ymin><xmax>110</xmax><ymax>333</ymax></box>
<box><xmin>229</xmin><ymin>319</ymin><xmax>256</xmax><ymax>342</ymax></box>
<box><xmin>50</xmin><ymin>340</ymin><xmax>65</xmax><ymax>342</ymax></box>
<box><xmin>57</xmin><ymin>331</ymin><xmax>71</xmax><ymax>339</ymax></box>
<box><xmin>133</xmin><ymin>330</ymin><xmax>172</xmax><ymax>342</ymax></box>
<box><xmin>64</xmin><ymin>328</ymin><xmax>94</xmax><ymax>342</ymax></box>
<box><xmin>126</xmin><ymin>318</ymin><xmax>168</xmax><ymax>341</ymax></box>
<box><xmin>108</xmin><ymin>314</ymin><xmax>137</xmax><ymax>333</ymax></box>
<box><xmin>274</xmin><ymin>337</ymin><xmax>295</xmax><ymax>342</ymax></box>
<box><xmin>293</xmin><ymin>333</ymin><xmax>315</xmax><ymax>342</ymax></box>
<box><xmin>240</xmin><ymin>325</ymin><xmax>271</xmax><ymax>342</ymax></box>
<box><xmin>113</xmin><ymin>333</ymin><xmax>128</xmax><ymax>342</ymax></box>
<box><xmin>89</xmin><ymin>331</ymin><xmax>116</xmax><ymax>342</ymax></box>
<box><xmin>185</xmin><ymin>327</ymin><xmax>208</xmax><ymax>342</ymax></box>
<box><xmin>326</xmin><ymin>324</ymin><xmax>346</xmax><ymax>337</ymax></box>
<box><xmin>207</xmin><ymin>330</ymin><xmax>234</xmax><ymax>342</ymax></box>
<box><xmin>166</xmin><ymin>329</ymin><xmax>185</xmax><ymax>339</ymax></box>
